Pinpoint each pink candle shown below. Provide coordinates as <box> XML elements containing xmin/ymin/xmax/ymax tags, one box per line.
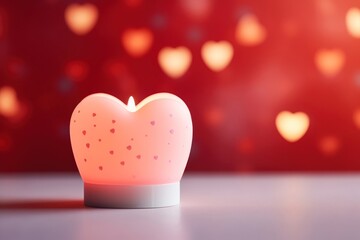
<box><xmin>70</xmin><ymin>93</ymin><xmax>193</xmax><ymax>208</ymax></box>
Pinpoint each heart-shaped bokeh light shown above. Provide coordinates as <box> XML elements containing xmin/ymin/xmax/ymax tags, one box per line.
<box><xmin>314</xmin><ymin>49</ymin><xmax>345</xmax><ymax>77</ymax></box>
<box><xmin>235</xmin><ymin>13</ymin><xmax>266</xmax><ymax>46</ymax></box>
<box><xmin>158</xmin><ymin>47</ymin><xmax>192</xmax><ymax>78</ymax></box>
<box><xmin>0</xmin><ymin>86</ymin><xmax>20</xmax><ymax>118</ymax></box>
<box><xmin>121</xmin><ymin>28</ymin><xmax>154</xmax><ymax>57</ymax></box>
<box><xmin>276</xmin><ymin>111</ymin><xmax>310</xmax><ymax>142</ymax></box>
<box><xmin>201</xmin><ymin>41</ymin><xmax>234</xmax><ymax>72</ymax></box>
<box><xmin>346</xmin><ymin>7</ymin><xmax>360</xmax><ymax>38</ymax></box>
<box><xmin>65</xmin><ymin>3</ymin><xmax>98</xmax><ymax>35</ymax></box>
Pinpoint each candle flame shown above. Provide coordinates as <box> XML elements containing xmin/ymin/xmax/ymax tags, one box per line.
<box><xmin>127</xmin><ymin>96</ymin><xmax>136</xmax><ymax>112</ymax></box>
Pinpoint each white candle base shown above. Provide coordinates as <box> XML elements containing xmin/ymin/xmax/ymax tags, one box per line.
<box><xmin>84</xmin><ymin>182</ymin><xmax>180</xmax><ymax>208</ymax></box>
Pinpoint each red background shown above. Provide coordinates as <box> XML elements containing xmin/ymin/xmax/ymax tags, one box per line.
<box><xmin>1</xmin><ymin>0</ymin><xmax>360</xmax><ymax>172</ymax></box>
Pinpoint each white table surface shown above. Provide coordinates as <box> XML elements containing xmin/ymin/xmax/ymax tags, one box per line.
<box><xmin>1</xmin><ymin>173</ymin><xmax>360</xmax><ymax>240</ymax></box>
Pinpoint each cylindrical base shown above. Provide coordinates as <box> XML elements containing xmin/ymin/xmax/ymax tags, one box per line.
<box><xmin>84</xmin><ymin>182</ymin><xmax>180</xmax><ymax>208</ymax></box>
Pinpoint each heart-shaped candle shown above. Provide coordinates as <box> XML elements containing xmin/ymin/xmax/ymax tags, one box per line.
<box><xmin>70</xmin><ymin>93</ymin><xmax>193</xmax><ymax>208</ymax></box>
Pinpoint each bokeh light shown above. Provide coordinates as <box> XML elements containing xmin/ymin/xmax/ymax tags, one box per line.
<box><xmin>235</xmin><ymin>13</ymin><xmax>266</xmax><ymax>46</ymax></box>
<box><xmin>314</xmin><ymin>48</ymin><xmax>345</xmax><ymax>77</ymax></box>
<box><xmin>318</xmin><ymin>136</ymin><xmax>341</xmax><ymax>156</ymax></box>
<box><xmin>65</xmin><ymin>3</ymin><xmax>98</xmax><ymax>35</ymax></box>
<box><xmin>158</xmin><ymin>47</ymin><xmax>192</xmax><ymax>78</ymax></box>
<box><xmin>0</xmin><ymin>86</ymin><xmax>20</xmax><ymax>118</ymax></box>
<box><xmin>122</xmin><ymin>28</ymin><xmax>154</xmax><ymax>58</ymax></box>
<box><xmin>353</xmin><ymin>108</ymin><xmax>360</xmax><ymax>129</ymax></box>
<box><xmin>2</xmin><ymin>0</ymin><xmax>360</xmax><ymax>172</ymax></box>
<box><xmin>346</xmin><ymin>7</ymin><xmax>360</xmax><ymax>38</ymax></box>
<box><xmin>201</xmin><ymin>41</ymin><xmax>234</xmax><ymax>72</ymax></box>
<box><xmin>276</xmin><ymin>111</ymin><xmax>310</xmax><ymax>143</ymax></box>
<box><xmin>65</xmin><ymin>60</ymin><xmax>89</xmax><ymax>82</ymax></box>
<box><xmin>179</xmin><ymin>0</ymin><xmax>213</xmax><ymax>20</ymax></box>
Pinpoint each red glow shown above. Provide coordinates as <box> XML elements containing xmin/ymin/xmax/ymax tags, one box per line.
<box><xmin>122</xmin><ymin>28</ymin><xmax>154</xmax><ymax>58</ymax></box>
<box><xmin>319</xmin><ymin>136</ymin><xmax>341</xmax><ymax>156</ymax></box>
<box><xmin>65</xmin><ymin>60</ymin><xmax>89</xmax><ymax>82</ymax></box>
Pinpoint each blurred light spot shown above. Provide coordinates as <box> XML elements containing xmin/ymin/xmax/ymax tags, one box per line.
<box><xmin>179</xmin><ymin>0</ymin><xmax>213</xmax><ymax>20</ymax></box>
<box><xmin>236</xmin><ymin>138</ymin><xmax>255</xmax><ymax>155</ymax></box>
<box><xmin>201</xmin><ymin>41</ymin><xmax>234</xmax><ymax>72</ymax></box>
<box><xmin>104</xmin><ymin>60</ymin><xmax>127</xmax><ymax>79</ymax></box>
<box><xmin>121</xmin><ymin>28</ymin><xmax>153</xmax><ymax>57</ymax></box>
<box><xmin>318</xmin><ymin>136</ymin><xmax>340</xmax><ymax>156</ymax></box>
<box><xmin>0</xmin><ymin>133</ymin><xmax>12</xmax><ymax>151</ymax></box>
<box><xmin>0</xmin><ymin>86</ymin><xmax>20</xmax><ymax>118</ymax></box>
<box><xmin>57</xmin><ymin>77</ymin><xmax>74</xmax><ymax>93</ymax></box>
<box><xmin>353</xmin><ymin>108</ymin><xmax>360</xmax><ymax>129</ymax></box>
<box><xmin>103</xmin><ymin>60</ymin><xmax>138</xmax><ymax>95</ymax></box>
<box><xmin>346</xmin><ymin>7</ymin><xmax>360</xmax><ymax>38</ymax></box>
<box><xmin>151</xmin><ymin>13</ymin><xmax>167</xmax><ymax>30</ymax></box>
<box><xmin>235</xmin><ymin>13</ymin><xmax>266</xmax><ymax>46</ymax></box>
<box><xmin>354</xmin><ymin>71</ymin><xmax>360</xmax><ymax>86</ymax></box>
<box><xmin>204</xmin><ymin>106</ymin><xmax>224</xmax><ymax>127</ymax></box>
<box><xmin>276</xmin><ymin>111</ymin><xmax>310</xmax><ymax>142</ymax></box>
<box><xmin>117</xmin><ymin>74</ymin><xmax>137</xmax><ymax>95</ymax></box>
<box><xmin>316</xmin><ymin>0</ymin><xmax>336</xmax><ymax>15</ymax></box>
<box><xmin>65</xmin><ymin>3</ymin><xmax>98</xmax><ymax>35</ymax></box>
<box><xmin>314</xmin><ymin>49</ymin><xmax>345</xmax><ymax>77</ymax></box>
<box><xmin>186</xmin><ymin>27</ymin><xmax>203</xmax><ymax>43</ymax></box>
<box><xmin>124</xmin><ymin>0</ymin><xmax>143</xmax><ymax>7</ymax></box>
<box><xmin>65</xmin><ymin>60</ymin><xmax>88</xmax><ymax>82</ymax></box>
<box><xmin>58</xmin><ymin>123</ymin><xmax>70</xmax><ymax>138</ymax></box>
<box><xmin>282</xmin><ymin>21</ymin><xmax>298</xmax><ymax>38</ymax></box>
<box><xmin>6</xmin><ymin>57</ymin><xmax>27</xmax><ymax>79</ymax></box>
<box><xmin>158</xmin><ymin>46</ymin><xmax>192</xmax><ymax>78</ymax></box>
<box><xmin>234</xmin><ymin>6</ymin><xmax>252</xmax><ymax>18</ymax></box>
